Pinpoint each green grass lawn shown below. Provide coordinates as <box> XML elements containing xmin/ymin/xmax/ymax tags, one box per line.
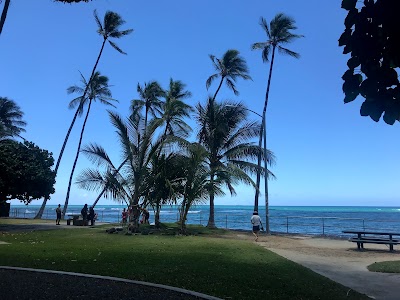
<box><xmin>0</xmin><ymin>224</ymin><xmax>369</xmax><ymax>299</ymax></box>
<box><xmin>368</xmin><ymin>261</ymin><xmax>400</xmax><ymax>273</ymax></box>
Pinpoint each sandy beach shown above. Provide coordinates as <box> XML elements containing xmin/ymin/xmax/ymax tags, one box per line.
<box><xmin>235</xmin><ymin>233</ymin><xmax>400</xmax><ymax>300</ymax></box>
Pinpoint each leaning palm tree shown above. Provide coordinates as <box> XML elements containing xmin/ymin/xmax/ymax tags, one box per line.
<box><xmin>206</xmin><ymin>49</ymin><xmax>252</xmax><ymax>101</ymax></box>
<box><xmin>131</xmin><ymin>81</ymin><xmax>165</xmax><ymax>130</ymax></box>
<box><xmin>53</xmin><ymin>10</ymin><xmax>132</xmax><ymax>178</ymax></box>
<box><xmin>62</xmin><ymin>72</ymin><xmax>117</xmax><ymax>217</ymax></box>
<box><xmin>0</xmin><ymin>97</ymin><xmax>26</xmax><ymax>140</ymax></box>
<box><xmin>196</xmin><ymin>97</ymin><xmax>275</xmax><ymax>228</ymax></box>
<box><xmin>251</xmin><ymin>13</ymin><xmax>303</xmax><ymax>232</ymax></box>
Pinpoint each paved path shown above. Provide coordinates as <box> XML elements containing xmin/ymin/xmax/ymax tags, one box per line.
<box><xmin>258</xmin><ymin>236</ymin><xmax>400</xmax><ymax>300</ymax></box>
<box><xmin>0</xmin><ymin>267</ymin><xmax>221</xmax><ymax>300</ymax></box>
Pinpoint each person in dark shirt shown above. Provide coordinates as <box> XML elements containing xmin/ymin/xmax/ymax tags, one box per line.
<box><xmin>88</xmin><ymin>206</ymin><xmax>95</xmax><ymax>226</ymax></box>
<box><xmin>55</xmin><ymin>204</ymin><xmax>62</xmax><ymax>225</ymax></box>
<box><xmin>81</xmin><ymin>204</ymin><xmax>88</xmax><ymax>226</ymax></box>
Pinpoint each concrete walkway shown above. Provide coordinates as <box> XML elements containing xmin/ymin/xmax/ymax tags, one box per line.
<box><xmin>258</xmin><ymin>236</ymin><xmax>400</xmax><ymax>300</ymax></box>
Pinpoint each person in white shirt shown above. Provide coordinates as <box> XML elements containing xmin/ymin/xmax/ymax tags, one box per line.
<box><xmin>250</xmin><ymin>211</ymin><xmax>263</xmax><ymax>241</ymax></box>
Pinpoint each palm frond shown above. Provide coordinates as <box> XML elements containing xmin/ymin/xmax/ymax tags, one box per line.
<box><xmin>259</xmin><ymin>17</ymin><xmax>271</xmax><ymax>38</ymax></box>
<box><xmin>206</xmin><ymin>73</ymin><xmax>218</xmax><ymax>90</ymax></box>
<box><xmin>93</xmin><ymin>9</ymin><xmax>103</xmax><ymax>35</ymax></box>
<box><xmin>109</xmin><ymin>40</ymin><xmax>127</xmax><ymax>54</ymax></box>
<box><xmin>225</xmin><ymin>78</ymin><xmax>239</xmax><ymax>95</ymax></box>
<box><xmin>278</xmin><ymin>46</ymin><xmax>300</xmax><ymax>58</ymax></box>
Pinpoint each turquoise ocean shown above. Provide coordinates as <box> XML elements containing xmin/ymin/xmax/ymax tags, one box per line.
<box><xmin>8</xmin><ymin>204</ymin><xmax>400</xmax><ymax>236</ymax></box>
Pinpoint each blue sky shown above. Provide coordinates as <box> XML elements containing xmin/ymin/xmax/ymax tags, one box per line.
<box><xmin>1</xmin><ymin>0</ymin><xmax>399</xmax><ymax>207</ymax></box>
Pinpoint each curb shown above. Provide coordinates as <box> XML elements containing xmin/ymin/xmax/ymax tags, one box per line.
<box><xmin>0</xmin><ymin>266</ymin><xmax>222</xmax><ymax>300</ymax></box>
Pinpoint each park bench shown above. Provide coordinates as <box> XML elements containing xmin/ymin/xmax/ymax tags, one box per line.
<box><xmin>342</xmin><ymin>230</ymin><xmax>400</xmax><ymax>252</ymax></box>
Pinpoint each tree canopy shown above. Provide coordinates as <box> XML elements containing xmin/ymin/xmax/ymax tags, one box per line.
<box><xmin>339</xmin><ymin>0</ymin><xmax>400</xmax><ymax>125</ymax></box>
<box><xmin>0</xmin><ymin>97</ymin><xmax>26</xmax><ymax>140</ymax></box>
<box><xmin>0</xmin><ymin>140</ymin><xmax>56</xmax><ymax>204</ymax></box>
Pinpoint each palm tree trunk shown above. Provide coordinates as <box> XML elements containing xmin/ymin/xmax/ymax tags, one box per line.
<box><xmin>0</xmin><ymin>0</ymin><xmax>10</xmax><ymax>35</ymax></box>
<box><xmin>34</xmin><ymin>108</ymin><xmax>81</xmax><ymax>219</ymax></box>
<box><xmin>253</xmin><ymin>121</ymin><xmax>263</xmax><ymax>212</ymax></box>
<box><xmin>36</xmin><ymin>38</ymin><xmax>107</xmax><ymax>219</ymax></box>
<box><xmin>262</xmin><ymin>46</ymin><xmax>276</xmax><ymax>234</ymax></box>
<box><xmin>207</xmin><ymin>173</ymin><xmax>216</xmax><ymax>228</ymax></box>
<box><xmin>155</xmin><ymin>202</ymin><xmax>161</xmax><ymax>228</ymax></box>
<box><xmin>212</xmin><ymin>77</ymin><xmax>224</xmax><ymax>101</ymax></box>
<box><xmin>62</xmin><ymin>100</ymin><xmax>93</xmax><ymax>217</ymax></box>
<box><xmin>264</xmin><ymin>46</ymin><xmax>276</xmax><ymax>113</ymax></box>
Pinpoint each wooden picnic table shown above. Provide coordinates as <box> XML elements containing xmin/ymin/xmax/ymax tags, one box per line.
<box><xmin>342</xmin><ymin>230</ymin><xmax>400</xmax><ymax>252</ymax></box>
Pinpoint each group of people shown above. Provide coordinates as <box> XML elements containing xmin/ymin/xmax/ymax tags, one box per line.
<box><xmin>81</xmin><ymin>204</ymin><xmax>96</xmax><ymax>226</ymax></box>
<box><xmin>121</xmin><ymin>206</ymin><xmax>150</xmax><ymax>224</ymax></box>
<box><xmin>55</xmin><ymin>204</ymin><xmax>97</xmax><ymax>226</ymax></box>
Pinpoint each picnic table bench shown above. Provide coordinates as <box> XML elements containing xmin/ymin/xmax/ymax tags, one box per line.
<box><xmin>342</xmin><ymin>230</ymin><xmax>400</xmax><ymax>252</ymax></box>
<box><xmin>66</xmin><ymin>214</ymin><xmax>87</xmax><ymax>226</ymax></box>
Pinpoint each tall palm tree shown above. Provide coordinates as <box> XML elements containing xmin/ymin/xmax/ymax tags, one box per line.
<box><xmin>251</xmin><ymin>13</ymin><xmax>303</xmax><ymax>232</ymax></box>
<box><xmin>206</xmin><ymin>49</ymin><xmax>252</xmax><ymax>101</ymax></box>
<box><xmin>0</xmin><ymin>97</ymin><xmax>26</xmax><ymax>140</ymax></box>
<box><xmin>53</xmin><ymin>10</ymin><xmax>132</xmax><ymax>178</ymax></box>
<box><xmin>131</xmin><ymin>81</ymin><xmax>165</xmax><ymax>130</ymax></box>
<box><xmin>61</xmin><ymin>72</ymin><xmax>117</xmax><ymax>217</ymax></box>
<box><xmin>196</xmin><ymin>98</ymin><xmax>275</xmax><ymax>228</ymax></box>
<box><xmin>34</xmin><ymin>72</ymin><xmax>90</xmax><ymax>219</ymax></box>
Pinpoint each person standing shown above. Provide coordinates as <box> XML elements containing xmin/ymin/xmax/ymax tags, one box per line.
<box><xmin>55</xmin><ymin>204</ymin><xmax>62</xmax><ymax>225</ymax></box>
<box><xmin>88</xmin><ymin>206</ymin><xmax>95</xmax><ymax>226</ymax></box>
<box><xmin>81</xmin><ymin>204</ymin><xmax>88</xmax><ymax>226</ymax></box>
<box><xmin>251</xmin><ymin>211</ymin><xmax>263</xmax><ymax>242</ymax></box>
<box><xmin>122</xmin><ymin>208</ymin><xmax>128</xmax><ymax>224</ymax></box>
<box><xmin>144</xmin><ymin>209</ymin><xmax>150</xmax><ymax>224</ymax></box>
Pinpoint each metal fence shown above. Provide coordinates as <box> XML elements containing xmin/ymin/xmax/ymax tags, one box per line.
<box><xmin>7</xmin><ymin>208</ymin><xmax>400</xmax><ymax>236</ymax></box>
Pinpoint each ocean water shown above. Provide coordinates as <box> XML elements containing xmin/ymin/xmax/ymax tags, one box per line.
<box><xmin>7</xmin><ymin>204</ymin><xmax>400</xmax><ymax>236</ymax></box>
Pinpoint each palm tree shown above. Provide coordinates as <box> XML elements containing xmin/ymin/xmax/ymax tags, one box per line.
<box><xmin>196</xmin><ymin>98</ymin><xmax>275</xmax><ymax>228</ymax></box>
<box><xmin>159</xmin><ymin>79</ymin><xmax>193</xmax><ymax>141</ymax></box>
<box><xmin>206</xmin><ymin>49</ymin><xmax>252</xmax><ymax>101</ymax></box>
<box><xmin>91</xmin><ymin>79</ymin><xmax>188</xmax><ymax>210</ymax></box>
<box><xmin>62</xmin><ymin>72</ymin><xmax>117</xmax><ymax>217</ymax></box>
<box><xmin>77</xmin><ymin>112</ymin><xmax>163</xmax><ymax>229</ymax></box>
<box><xmin>178</xmin><ymin>142</ymin><xmax>210</xmax><ymax>233</ymax></box>
<box><xmin>251</xmin><ymin>13</ymin><xmax>303</xmax><ymax>232</ymax></box>
<box><xmin>0</xmin><ymin>97</ymin><xmax>26</xmax><ymax>140</ymax></box>
<box><xmin>131</xmin><ymin>81</ymin><xmax>165</xmax><ymax>130</ymax></box>
<box><xmin>53</xmin><ymin>10</ymin><xmax>132</xmax><ymax>178</ymax></box>
<box><xmin>145</xmin><ymin>152</ymin><xmax>184</xmax><ymax>228</ymax></box>
<box><xmin>0</xmin><ymin>0</ymin><xmax>10</xmax><ymax>36</ymax></box>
